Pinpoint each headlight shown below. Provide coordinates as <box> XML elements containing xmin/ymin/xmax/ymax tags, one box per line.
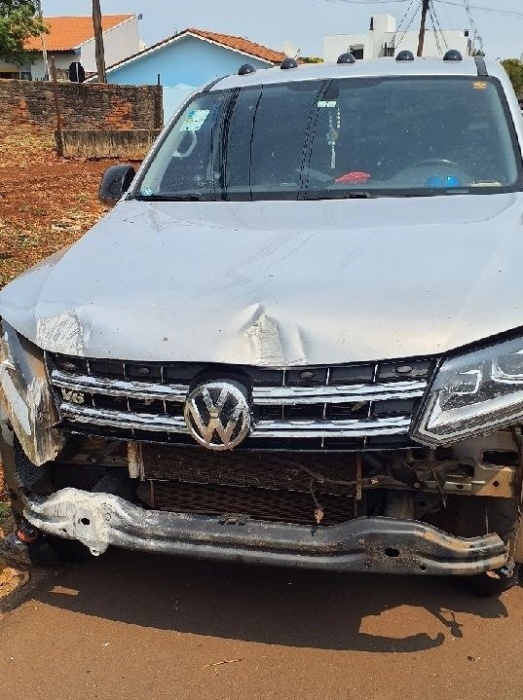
<box><xmin>411</xmin><ymin>335</ymin><xmax>523</xmax><ymax>446</ymax></box>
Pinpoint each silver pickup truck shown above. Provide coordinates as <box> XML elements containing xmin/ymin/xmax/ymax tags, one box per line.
<box><xmin>2</xmin><ymin>51</ymin><xmax>523</xmax><ymax>596</ymax></box>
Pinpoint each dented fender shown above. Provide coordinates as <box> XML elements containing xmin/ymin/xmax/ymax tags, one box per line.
<box><xmin>0</xmin><ymin>320</ymin><xmax>64</xmax><ymax>466</ymax></box>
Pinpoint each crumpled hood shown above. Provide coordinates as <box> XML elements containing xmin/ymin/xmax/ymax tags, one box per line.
<box><xmin>1</xmin><ymin>194</ymin><xmax>523</xmax><ymax>365</ymax></box>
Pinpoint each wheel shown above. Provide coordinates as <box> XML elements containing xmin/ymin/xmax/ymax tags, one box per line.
<box><xmin>42</xmin><ymin>535</ymin><xmax>91</xmax><ymax>564</ymax></box>
<box><xmin>0</xmin><ymin>529</ymin><xmax>90</xmax><ymax>567</ymax></box>
<box><xmin>467</xmin><ymin>563</ymin><xmax>520</xmax><ymax>597</ymax></box>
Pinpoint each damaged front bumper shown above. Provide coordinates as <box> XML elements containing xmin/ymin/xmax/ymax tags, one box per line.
<box><xmin>22</xmin><ymin>488</ymin><xmax>508</xmax><ymax>575</ymax></box>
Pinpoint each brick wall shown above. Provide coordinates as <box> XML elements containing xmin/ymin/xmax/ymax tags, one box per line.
<box><xmin>61</xmin><ymin>129</ymin><xmax>162</xmax><ymax>159</ymax></box>
<box><xmin>0</xmin><ymin>79</ymin><xmax>163</xmax><ymax>132</ymax></box>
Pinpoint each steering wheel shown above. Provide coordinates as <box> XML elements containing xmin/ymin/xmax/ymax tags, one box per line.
<box><xmin>389</xmin><ymin>157</ymin><xmax>472</xmax><ymax>186</ymax></box>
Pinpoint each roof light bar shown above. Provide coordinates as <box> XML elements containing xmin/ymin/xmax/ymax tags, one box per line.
<box><xmin>238</xmin><ymin>63</ymin><xmax>256</xmax><ymax>76</ymax></box>
<box><xmin>280</xmin><ymin>57</ymin><xmax>298</xmax><ymax>70</ymax></box>
<box><xmin>337</xmin><ymin>52</ymin><xmax>356</xmax><ymax>64</ymax></box>
<box><xmin>396</xmin><ymin>50</ymin><xmax>415</xmax><ymax>62</ymax></box>
<box><xmin>443</xmin><ymin>49</ymin><xmax>463</xmax><ymax>62</ymax></box>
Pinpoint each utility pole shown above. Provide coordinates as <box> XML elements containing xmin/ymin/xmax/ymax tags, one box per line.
<box><xmin>36</xmin><ymin>0</ymin><xmax>50</xmax><ymax>80</ymax></box>
<box><xmin>92</xmin><ymin>0</ymin><xmax>107</xmax><ymax>83</ymax></box>
<box><xmin>417</xmin><ymin>0</ymin><xmax>430</xmax><ymax>57</ymax></box>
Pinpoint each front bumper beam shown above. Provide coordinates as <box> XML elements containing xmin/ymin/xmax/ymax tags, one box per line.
<box><xmin>23</xmin><ymin>488</ymin><xmax>508</xmax><ymax>575</ymax></box>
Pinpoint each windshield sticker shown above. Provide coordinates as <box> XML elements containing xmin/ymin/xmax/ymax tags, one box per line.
<box><xmin>317</xmin><ymin>100</ymin><xmax>337</xmax><ymax>108</ymax></box>
<box><xmin>473</xmin><ymin>81</ymin><xmax>488</xmax><ymax>90</ymax></box>
<box><xmin>180</xmin><ymin>109</ymin><xmax>210</xmax><ymax>132</ymax></box>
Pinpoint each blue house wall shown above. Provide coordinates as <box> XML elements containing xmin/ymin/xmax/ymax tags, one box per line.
<box><xmin>107</xmin><ymin>35</ymin><xmax>275</xmax><ymax>122</ymax></box>
<box><xmin>107</xmin><ymin>35</ymin><xmax>272</xmax><ymax>87</ymax></box>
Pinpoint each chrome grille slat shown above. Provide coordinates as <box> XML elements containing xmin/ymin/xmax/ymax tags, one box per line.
<box><xmin>60</xmin><ymin>403</ymin><xmax>188</xmax><ymax>433</ymax></box>
<box><xmin>252</xmin><ymin>416</ymin><xmax>411</xmax><ymax>438</ymax></box>
<box><xmin>48</xmin><ymin>354</ymin><xmax>435</xmax><ymax>449</ymax></box>
<box><xmin>59</xmin><ymin>402</ymin><xmax>411</xmax><ymax>439</ymax></box>
<box><xmin>253</xmin><ymin>381</ymin><xmax>425</xmax><ymax>404</ymax></box>
<box><xmin>52</xmin><ymin>368</ymin><xmax>424</xmax><ymax>404</ymax></box>
<box><xmin>51</xmin><ymin>369</ymin><xmax>189</xmax><ymax>402</ymax></box>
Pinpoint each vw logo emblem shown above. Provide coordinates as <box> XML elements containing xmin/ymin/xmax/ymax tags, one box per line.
<box><xmin>184</xmin><ymin>381</ymin><xmax>251</xmax><ymax>451</ymax></box>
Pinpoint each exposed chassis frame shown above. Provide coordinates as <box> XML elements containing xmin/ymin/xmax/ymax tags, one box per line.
<box><xmin>22</xmin><ymin>487</ymin><xmax>508</xmax><ymax>575</ymax></box>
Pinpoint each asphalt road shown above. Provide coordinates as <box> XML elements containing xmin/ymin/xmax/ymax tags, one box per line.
<box><xmin>0</xmin><ymin>549</ymin><xmax>522</xmax><ymax>700</ymax></box>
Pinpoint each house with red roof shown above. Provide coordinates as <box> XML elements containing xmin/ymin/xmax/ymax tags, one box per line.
<box><xmin>89</xmin><ymin>27</ymin><xmax>286</xmax><ymax>119</ymax></box>
<box><xmin>0</xmin><ymin>14</ymin><xmax>141</xmax><ymax>81</ymax></box>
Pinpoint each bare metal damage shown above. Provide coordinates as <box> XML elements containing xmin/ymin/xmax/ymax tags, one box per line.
<box><xmin>22</xmin><ymin>487</ymin><xmax>508</xmax><ymax>575</ymax></box>
<box><xmin>35</xmin><ymin>312</ymin><xmax>85</xmax><ymax>357</ymax></box>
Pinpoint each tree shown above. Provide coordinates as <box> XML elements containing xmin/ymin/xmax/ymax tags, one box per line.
<box><xmin>0</xmin><ymin>0</ymin><xmax>46</xmax><ymax>66</ymax></box>
<box><xmin>501</xmin><ymin>59</ymin><xmax>523</xmax><ymax>97</ymax></box>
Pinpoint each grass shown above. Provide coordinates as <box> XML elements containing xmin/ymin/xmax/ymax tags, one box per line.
<box><xmin>0</xmin><ymin>502</ymin><xmax>11</xmax><ymax>525</ymax></box>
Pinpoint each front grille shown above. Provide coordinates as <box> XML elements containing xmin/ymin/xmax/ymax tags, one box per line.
<box><xmin>47</xmin><ymin>354</ymin><xmax>436</xmax><ymax>451</ymax></box>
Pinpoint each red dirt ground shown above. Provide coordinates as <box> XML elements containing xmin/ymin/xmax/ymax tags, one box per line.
<box><xmin>0</xmin><ymin>130</ymin><xmax>129</xmax><ymax>288</ymax></box>
<box><xmin>0</xmin><ymin>129</ymin><xmax>137</xmax><ymax>503</ymax></box>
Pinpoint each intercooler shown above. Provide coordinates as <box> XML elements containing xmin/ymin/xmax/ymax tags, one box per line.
<box><xmin>137</xmin><ymin>445</ymin><xmax>366</xmax><ymax>526</ymax></box>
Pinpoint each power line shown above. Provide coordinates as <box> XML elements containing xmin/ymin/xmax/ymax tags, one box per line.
<box><xmin>461</xmin><ymin>0</ymin><xmax>484</xmax><ymax>53</ymax></box>
<box><xmin>301</xmin><ymin>0</ymin><xmax>523</xmax><ymax>16</ymax></box>
<box><xmin>395</xmin><ymin>1</ymin><xmax>420</xmax><ymax>50</ymax></box>
<box><xmin>302</xmin><ymin>0</ymin><xmax>413</xmax><ymax>5</ymax></box>
<box><xmin>395</xmin><ymin>0</ymin><xmax>417</xmax><ymax>33</ymax></box>
<box><xmin>429</xmin><ymin>3</ymin><xmax>449</xmax><ymax>54</ymax></box>
<box><xmin>429</xmin><ymin>7</ymin><xmax>443</xmax><ymax>54</ymax></box>
<box><xmin>390</xmin><ymin>0</ymin><xmax>416</xmax><ymax>48</ymax></box>
<box><xmin>307</xmin><ymin>0</ymin><xmax>410</xmax><ymax>4</ymax></box>
<box><xmin>434</xmin><ymin>0</ymin><xmax>523</xmax><ymax>19</ymax></box>
<box><xmin>430</xmin><ymin>2</ymin><xmax>450</xmax><ymax>51</ymax></box>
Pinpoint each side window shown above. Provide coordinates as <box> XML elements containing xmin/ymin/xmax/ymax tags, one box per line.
<box><xmin>160</xmin><ymin>98</ymin><xmax>225</xmax><ymax>193</ymax></box>
<box><xmin>139</xmin><ymin>92</ymin><xmax>228</xmax><ymax>197</ymax></box>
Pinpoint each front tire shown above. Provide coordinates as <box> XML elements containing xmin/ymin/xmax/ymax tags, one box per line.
<box><xmin>467</xmin><ymin>563</ymin><xmax>520</xmax><ymax>597</ymax></box>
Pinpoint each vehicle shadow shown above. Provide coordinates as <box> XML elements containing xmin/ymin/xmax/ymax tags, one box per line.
<box><xmin>32</xmin><ymin>548</ymin><xmax>512</xmax><ymax>652</ymax></box>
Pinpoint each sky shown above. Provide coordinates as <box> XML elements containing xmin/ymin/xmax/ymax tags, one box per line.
<box><xmin>40</xmin><ymin>0</ymin><xmax>523</xmax><ymax>61</ymax></box>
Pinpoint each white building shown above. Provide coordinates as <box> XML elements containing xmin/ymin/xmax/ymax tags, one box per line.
<box><xmin>0</xmin><ymin>14</ymin><xmax>141</xmax><ymax>81</ymax></box>
<box><xmin>324</xmin><ymin>14</ymin><xmax>472</xmax><ymax>62</ymax></box>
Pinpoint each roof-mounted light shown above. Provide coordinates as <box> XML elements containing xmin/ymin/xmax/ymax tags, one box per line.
<box><xmin>396</xmin><ymin>50</ymin><xmax>415</xmax><ymax>62</ymax></box>
<box><xmin>443</xmin><ymin>49</ymin><xmax>463</xmax><ymax>62</ymax></box>
<box><xmin>238</xmin><ymin>63</ymin><xmax>256</xmax><ymax>76</ymax></box>
<box><xmin>337</xmin><ymin>52</ymin><xmax>356</xmax><ymax>64</ymax></box>
<box><xmin>280</xmin><ymin>57</ymin><xmax>298</xmax><ymax>70</ymax></box>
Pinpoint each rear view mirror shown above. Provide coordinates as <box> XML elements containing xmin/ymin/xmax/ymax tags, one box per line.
<box><xmin>99</xmin><ymin>165</ymin><xmax>136</xmax><ymax>207</ymax></box>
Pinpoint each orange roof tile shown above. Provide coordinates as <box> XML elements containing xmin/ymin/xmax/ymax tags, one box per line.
<box><xmin>187</xmin><ymin>28</ymin><xmax>286</xmax><ymax>64</ymax></box>
<box><xmin>25</xmin><ymin>15</ymin><xmax>134</xmax><ymax>52</ymax></box>
<box><xmin>102</xmin><ymin>26</ymin><xmax>286</xmax><ymax>77</ymax></box>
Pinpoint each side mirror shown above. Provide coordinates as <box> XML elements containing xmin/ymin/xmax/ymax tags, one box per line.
<box><xmin>99</xmin><ymin>165</ymin><xmax>136</xmax><ymax>207</ymax></box>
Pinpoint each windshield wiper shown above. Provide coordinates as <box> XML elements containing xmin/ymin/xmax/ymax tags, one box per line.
<box><xmin>135</xmin><ymin>193</ymin><xmax>202</xmax><ymax>201</ymax></box>
<box><xmin>344</xmin><ymin>191</ymin><xmax>377</xmax><ymax>199</ymax></box>
<box><xmin>305</xmin><ymin>190</ymin><xmax>378</xmax><ymax>200</ymax></box>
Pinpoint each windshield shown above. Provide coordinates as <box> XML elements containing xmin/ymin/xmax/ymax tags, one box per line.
<box><xmin>137</xmin><ymin>76</ymin><xmax>522</xmax><ymax>201</ymax></box>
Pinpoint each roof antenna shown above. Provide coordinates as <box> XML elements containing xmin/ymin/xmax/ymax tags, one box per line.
<box><xmin>282</xmin><ymin>40</ymin><xmax>300</xmax><ymax>60</ymax></box>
